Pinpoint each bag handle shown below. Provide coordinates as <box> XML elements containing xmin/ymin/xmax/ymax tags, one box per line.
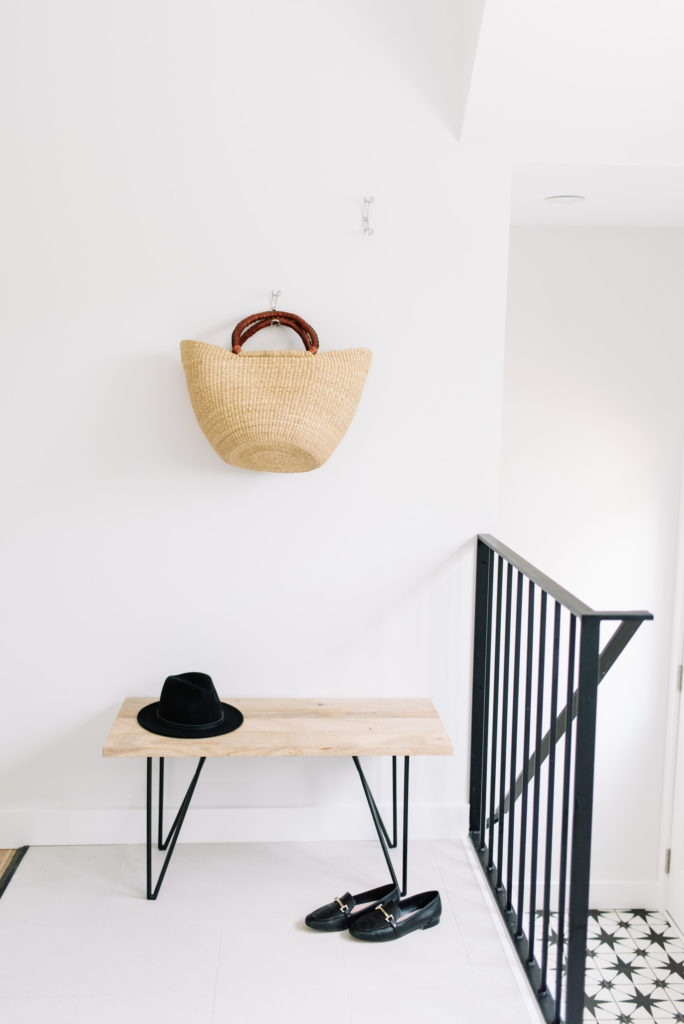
<box><xmin>232</xmin><ymin>311</ymin><xmax>319</xmax><ymax>354</ymax></box>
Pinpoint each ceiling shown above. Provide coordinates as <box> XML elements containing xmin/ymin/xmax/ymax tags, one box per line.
<box><xmin>462</xmin><ymin>0</ymin><xmax>684</xmax><ymax>225</ymax></box>
<box><xmin>512</xmin><ymin>165</ymin><xmax>684</xmax><ymax>226</ymax></box>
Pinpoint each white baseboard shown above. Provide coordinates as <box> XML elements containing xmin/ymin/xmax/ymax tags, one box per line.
<box><xmin>1</xmin><ymin>807</ymin><xmax>663</xmax><ymax>909</ymax></box>
<box><xmin>530</xmin><ymin>879</ymin><xmax>662</xmax><ymax>911</ymax></box>
<box><xmin>465</xmin><ymin>837</ymin><xmax>663</xmax><ymax>912</ymax></box>
<box><xmin>0</xmin><ymin>803</ymin><xmax>469</xmax><ymax>848</ymax></box>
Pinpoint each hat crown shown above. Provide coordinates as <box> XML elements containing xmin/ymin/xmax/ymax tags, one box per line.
<box><xmin>157</xmin><ymin>672</ymin><xmax>224</xmax><ymax>730</ymax></box>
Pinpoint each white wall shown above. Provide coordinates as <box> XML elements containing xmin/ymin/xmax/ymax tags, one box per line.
<box><xmin>499</xmin><ymin>227</ymin><xmax>684</xmax><ymax>906</ymax></box>
<box><xmin>0</xmin><ymin>0</ymin><xmax>511</xmax><ymax>845</ymax></box>
<box><xmin>463</xmin><ymin>0</ymin><xmax>684</xmax><ymax>168</ymax></box>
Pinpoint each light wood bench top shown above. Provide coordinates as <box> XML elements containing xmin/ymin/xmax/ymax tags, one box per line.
<box><xmin>103</xmin><ymin>698</ymin><xmax>453</xmax><ymax>758</ymax></box>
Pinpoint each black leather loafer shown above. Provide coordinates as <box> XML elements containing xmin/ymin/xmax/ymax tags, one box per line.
<box><xmin>305</xmin><ymin>882</ymin><xmax>400</xmax><ymax>932</ymax></box>
<box><xmin>348</xmin><ymin>890</ymin><xmax>441</xmax><ymax>941</ymax></box>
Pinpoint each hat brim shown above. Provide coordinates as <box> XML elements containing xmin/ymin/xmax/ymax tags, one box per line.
<box><xmin>137</xmin><ymin>701</ymin><xmax>244</xmax><ymax>738</ymax></box>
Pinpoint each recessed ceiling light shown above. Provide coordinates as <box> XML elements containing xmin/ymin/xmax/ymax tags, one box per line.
<box><xmin>544</xmin><ymin>194</ymin><xmax>586</xmax><ymax>203</ymax></box>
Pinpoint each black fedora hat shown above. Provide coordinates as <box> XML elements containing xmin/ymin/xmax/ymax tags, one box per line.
<box><xmin>137</xmin><ymin>672</ymin><xmax>243</xmax><ymax>738</ymax></box>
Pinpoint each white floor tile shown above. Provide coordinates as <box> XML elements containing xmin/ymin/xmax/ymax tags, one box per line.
<box><xmin>0</xmin><ymin>845</ymin><xmax>124</xmax><ymax>927</ymax></box>
<box><xmin>0</xmin><ymin>996</ymin><xmax>79</xmax><ymax>1024</ymax></box>
<box><xmin>0</xmin><ymin>923</ymin><xmax>102</xmax><ymax>998</ymax></box>
<box><xmin>213</xmin><ymin>917</ymin><xmax>350</xmax><ymax>1024</ymax></box>
<box><xmin>93</xmin><ymin>913</ymin><xmax>222</xmax><ymax>997</ymax></box>
<box><xmin>214</xmin><ymin>980</ymin><xmax>352</xmax><ymax>1024</ymax></box>
<box><xmin>74</xmin><ymin>990</ymin><xmax>215</xmax><ymax>1024</ymax></box>
<box><xmin>222</xmin><ymin>841</ymin><xmax>336</xmax><ymax>920</ymax></box>
<box><xmin>217</xmin><ymin>913</ymin><xmax>346</xmax><ymax>988</ymax></box>
<box><xmin>0</xmin><ymin>839</ymin><xmax>537</xmax><ymax>1023</ymax></box>
<box><xmin>342</xmin><ymin>918</ymin><xmax>472</xmax><ymax>993</ymax></box>
<box><xmin>112</xmin><ymin>842</ymin><xmax>228</xmax><ymax>901</ymax></box>
<box><xmin>325</xmin><ymin>839</ymin><xmax>439</xmax><ymax>896</ymax></box>
<box><xmin>348</xmin><ymin>983</ymin><xmax>532</xmax><ymax>1024</ymax></box>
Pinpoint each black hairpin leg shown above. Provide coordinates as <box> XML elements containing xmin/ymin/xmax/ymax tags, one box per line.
<box><xmin>376</xmin><ymin>755</ymin><xmax>398</xmax><ymax>850</ymax></box>
<box><xmin>353</xmin><ymin>755</ymin><xmax>410</xmax><ymax>896</ymax></box>
<box><xmin>157</xmin><ymin>757</ymin><xmax>200</xmax><ymax>851</ymax></box>
<box><xmin>402</xmin><ymin>756</ymin><xmax>409</xmax><ymax>897</ymax></box>
<box><xmin>146</xmin><ymin>756</ymin><xmax>205</xmax><ymax>900</ymax></box>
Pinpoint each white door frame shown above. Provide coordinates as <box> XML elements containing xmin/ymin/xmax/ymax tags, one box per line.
<box><xmin>659</xmin><ymin>447</ymin><xmax>684</xmax><ymax>912</ymax></box>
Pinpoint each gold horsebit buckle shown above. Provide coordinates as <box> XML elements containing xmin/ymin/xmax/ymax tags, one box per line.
<box><xmin>376</xmin><ymin>903</ymin><xmax>395</xmax><ymax>924</ymax></box>
<box><xmin>335</xmin><ymin>897</ymin><xmax>349</xmax><ymax>914</ymax></box>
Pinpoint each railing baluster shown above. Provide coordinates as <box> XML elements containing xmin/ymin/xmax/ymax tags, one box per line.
<box><xmin>506</xmin><ymin>570</ymin><xmax>524</xmax><ymax>910</ymax></box>
<box><xmin>556</xmin><ymin>614</ymin><xmax>577</xmax><ymax>1020</ymax></box>
<box><xmin>527</xmin><ymin>589</ymin><xmax>547</xmax><ymax>958</ymax></box>
<box><xmin>466</xmin><ymin>540</ymin><xmax>493</xmax><ymax>843</ymax></box>
<box><xmin>487</xmin><ymin>556</ymin><xmax>505</xmax><ymax>869</ymax></box>
<box><xmin>565</xmin><ymin>616</ymin><xmax>601</xmax><ymax>1024</ymax></box>
<box><xmin>516</xmin><ymin>581</ymin><xmax>535</xmax><ymax>937</ymax></box>
<box><xmin>479</xmin><ymin>544</ymin><xmax>493</xmax><ymax>847</ymax></box>
<box><xmin>540</xmin><ymin>601</ymin><xmax>561</xmax><ymax>993</ymax></box>
<box><xmin>468</xmin><ymin>535</ymin><xmax>652</xmax><ymax>1024</ymax></box>
<box><xmin>496</xmin><ymin>562</ymin><xmax>513</xmax><ymax>890</ymax></box>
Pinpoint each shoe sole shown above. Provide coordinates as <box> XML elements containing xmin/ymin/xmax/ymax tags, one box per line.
<box><xmin>305</xmin><ymin>918</ymin><xmax>350</xmax><ymax>932</ymax></box>
<box><xmin>350</xmin><ymin>916</ymin><xmax>441</xmax><ymax>941</ymax></box>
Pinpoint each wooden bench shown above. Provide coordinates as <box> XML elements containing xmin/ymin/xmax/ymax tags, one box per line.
<box><xmin>103</xmin><ymin>697</ymin><xmax>453</xmax><ymax>899</ymax></box>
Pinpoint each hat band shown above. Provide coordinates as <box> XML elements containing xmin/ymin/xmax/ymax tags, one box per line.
<box><xmin>156</xmin><ymin>708</ymin><xmax>225</xmax><ymax>732</ymax></box>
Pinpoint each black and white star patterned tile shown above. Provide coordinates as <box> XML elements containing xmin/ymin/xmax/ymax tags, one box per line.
<box><xmin>534</xmin><ymin>909</ymin><xmax>684</xmax><ymax>1022</ymax></box>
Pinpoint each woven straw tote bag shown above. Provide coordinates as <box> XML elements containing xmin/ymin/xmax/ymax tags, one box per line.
<box><xmin>180</xmin><ymin>310</ymin><xmax>372</xmax><ymax>473</ymax></box>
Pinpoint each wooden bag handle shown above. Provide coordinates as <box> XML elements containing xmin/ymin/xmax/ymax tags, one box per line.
<box><xmin>231</xmin><ymin>311</ymin><xmax>319</xmax><ymax>354</ymax></box>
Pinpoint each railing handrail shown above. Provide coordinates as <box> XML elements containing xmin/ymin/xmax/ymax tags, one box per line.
<box><xmin>481</xmin><ymin>536</ymin><xmax>652</xmax><ymax>825</ymax></box>
<box><xmin>479</xmin><ymin>535</ymin><xmax>653</xmax><ymax>624</ymax></box>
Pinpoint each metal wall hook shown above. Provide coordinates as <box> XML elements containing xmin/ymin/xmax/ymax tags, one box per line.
<box><xmin>271</xmin><ymin>288</ymin><xmax>281</xmax><ymax>326</ymax></box>
<box><xmin>362</xmin><ymin>197</ymin><xmax>374</xmax><ymax>236</ymax></box>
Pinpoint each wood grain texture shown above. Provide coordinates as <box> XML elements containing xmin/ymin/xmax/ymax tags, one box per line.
<box><xmin>102</xmin><ymin>698</ymin><xmax>453</xmax><ymax>758</ymax></box>
<box><xmin>0</xmin><ymin>850</ymin><xmax>15</xmax><ymax>879</ymax></box>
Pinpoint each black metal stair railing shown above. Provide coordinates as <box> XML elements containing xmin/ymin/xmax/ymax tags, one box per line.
<box><xmin>468</xmin><ymin>535</ymin><xmax>653</xmax><ymax>1024</ymax></box>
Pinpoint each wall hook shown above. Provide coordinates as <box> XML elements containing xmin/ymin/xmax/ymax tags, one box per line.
<box><xmin>362</xmin><ymin>197</ymin><xmax>374</xmax><ymax>236</ymax></box>
<box><xmin>271</xmin><ymin>288</ymin><xmax>281</xmax><ymax>326</ymax></box>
